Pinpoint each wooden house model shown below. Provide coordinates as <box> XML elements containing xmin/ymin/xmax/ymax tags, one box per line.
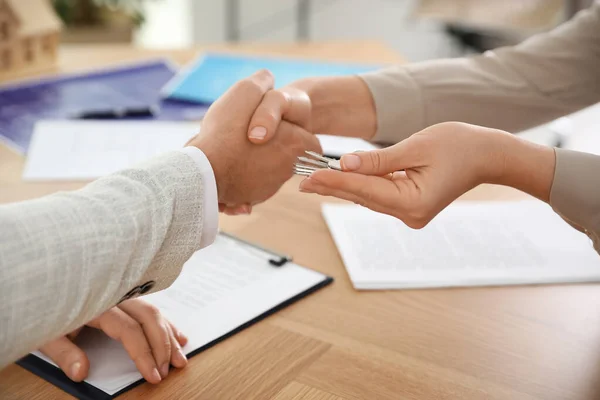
<box><xmin>0</xmin><ymin>0</ymin><xmax>62</xmax><ymax>79</ymax></box>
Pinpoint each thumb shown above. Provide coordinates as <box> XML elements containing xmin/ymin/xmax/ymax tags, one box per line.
<box><xmin>340</xmin><ymin>141</ymin><xmax>417</xmax><ymax>175</ymax></box>
<box><xmin>39</xmin><ymin>336</ymin><xmax>90</xmax><ymax>382</ymax></box>
<box><xmin>210</xmin><ymin>69</ymin><xmax>275</xmax><ymax>122</ymax></box>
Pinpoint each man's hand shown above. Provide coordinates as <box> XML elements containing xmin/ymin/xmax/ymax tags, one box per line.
<box><xmin>39</xmin><ymin>299</ymin><xmax>188</xmax><ymax>384</ymax></box>
<box><xmin>187</xmin><ymin>70</ymin><xmax>322</xmax><ymax>208</ymax></box>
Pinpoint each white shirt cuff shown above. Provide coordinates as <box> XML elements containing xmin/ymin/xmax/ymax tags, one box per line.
<box><xmin>178</xmin><ymin>146</ymin><xmax>219</xmax><ymax>249</ymax></box>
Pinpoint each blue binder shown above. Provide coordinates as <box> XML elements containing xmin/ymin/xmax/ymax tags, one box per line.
<box><xmin>0</xmin><ymin>60</ymin><xmax>208</xmax><ymax>153</ymax></box>
<box><xmin>162</xmin><ymin>53</ymin><xmax>380</xmax><ymax>104</ymax></box>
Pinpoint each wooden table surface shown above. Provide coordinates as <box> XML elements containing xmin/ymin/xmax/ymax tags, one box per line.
<box><xmin>1</xmin><ymin>42</ymin><xmax>600</xmax><ymax>400</ymax></box>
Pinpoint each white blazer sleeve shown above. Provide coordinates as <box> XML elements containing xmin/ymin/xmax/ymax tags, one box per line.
<box><xmin>0</xmin><ymin>149</ymin><xmax>218</xmax><ymax>368</ymax></box>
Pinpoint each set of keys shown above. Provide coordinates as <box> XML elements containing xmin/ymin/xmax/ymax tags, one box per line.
<box><xmin>294</xmin><ymin>151</ymin><xmax>342</xmax><ymax>177</ymax></box>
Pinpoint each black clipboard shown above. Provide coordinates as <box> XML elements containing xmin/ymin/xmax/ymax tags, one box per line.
<box><xmin>16</xmin><ymin>233</ymin><xmax>333</xmax><ymax>400</ymax></box>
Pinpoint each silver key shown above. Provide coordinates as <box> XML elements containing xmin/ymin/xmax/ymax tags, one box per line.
<box><xmin>294</xmin><ymin>151</ymin><xmax>342</xmax><ymax>176</ymax></box>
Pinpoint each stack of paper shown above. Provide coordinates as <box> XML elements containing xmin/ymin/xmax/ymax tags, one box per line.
<box><xmin>322</xmin><ymin>201</ymin><xmax>600</xmax><ymax>290</ymax></box>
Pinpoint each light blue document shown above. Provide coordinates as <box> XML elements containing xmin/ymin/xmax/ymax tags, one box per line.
<box><xmin>162</xmin><ymin>53</ymin><xmax>380</xmax><ymax>104</ymax></box>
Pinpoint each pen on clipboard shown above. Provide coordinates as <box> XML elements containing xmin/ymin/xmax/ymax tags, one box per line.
<box><xmin>219</xmin><ymin>232</ymin><xmax>292</xmax><ymax>267</ymax></box>
<box><xmin>72</xmin><ymin>105</ymin><xmax>158</xmax><ymax>119</ymax></box>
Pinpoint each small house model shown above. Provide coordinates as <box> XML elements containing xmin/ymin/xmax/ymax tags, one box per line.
<box><xmin>0</xmin><ymin>0</ymin><xmax>62</xmax><ymax>79</ymax></box>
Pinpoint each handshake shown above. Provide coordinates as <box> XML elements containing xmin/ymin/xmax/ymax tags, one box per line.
<box><xmin>186</xmin><ymin>69</ymin><xmax>321</xmax><ymax>214</ymax></box>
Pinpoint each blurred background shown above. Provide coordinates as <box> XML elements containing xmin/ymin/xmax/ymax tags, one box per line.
<box><xmin>1</xmin><ymin>0</ymin><xmax>597</xmax><ymax>154</ymax></box>
<box><xmin>54</xmin><ymin>0</ymin><xmax>590</xmax><ymax>61</ymax></box>
<box><xmin>44</xmin><ymin>0</ymin><xmax>598</xmax><ymax>150</ymax></box>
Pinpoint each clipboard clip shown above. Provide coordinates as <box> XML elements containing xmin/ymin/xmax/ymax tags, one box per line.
<box><xmin>219</xmin><ymin>232</ymin><xmax>292</xmax><ymax>267</ymax></box>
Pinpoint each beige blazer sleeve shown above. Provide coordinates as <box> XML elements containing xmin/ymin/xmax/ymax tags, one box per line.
<box><xmin>0</xmin><ymin>151</ymin><xmax>209</xmax><ymax>368</ymax></box>
<box><xmin>359</xmin><ymin>3</ymin><xmax>600</xmax><ymax>254</ymax></box>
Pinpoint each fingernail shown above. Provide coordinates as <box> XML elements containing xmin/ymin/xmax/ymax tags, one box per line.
<box><xmin>341</xmin><ymin>154</ymin><xmax>361</xmax><ymax>171</ymax></box>
<box><xmin>160</xmin><ymin>363</ymin><xmax>169</xmax><ymax>378</ymax></box>
<box><xmin>243</xmin><ymin>205</ymin><xmax>252</xmax><ymax>214</ymax></box>
<box><xmin>70</xmin><ymin>362</ymin><xmax>81</xmax><ymax>380</ymax></box>
<box><xmin>249</xmin><ymin>126</ymin><xmax>267</xmax><ymax>140</ymax></box>
<box><xmin>150</xmin><ymin>368</ymin><xmax>162</xmax><ymax>383</ymax></box>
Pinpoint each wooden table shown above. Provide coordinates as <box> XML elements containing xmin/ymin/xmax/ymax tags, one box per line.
<box><xmin>1</xmin><ymin>42</ymin><xmax>600</xmax><ymax>400</ymax></box>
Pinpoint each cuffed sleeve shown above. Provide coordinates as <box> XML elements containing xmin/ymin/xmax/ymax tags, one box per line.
<box><xmin>179</xmin><ymin>146</ymin><xmax>219</xmax><ymax>249</ymax></box>
<box><xmin>0</xmin><ymin>150</ymin><xmax>209</xmax><ymax>367</ymax></box>
<box><xmin>550</xmin><ymin>149</ymin><xmax>600</xmax><ymax>254</ymax></box>
<box><xmin>360</xmin><ymin>3</ymin><xmax>600</xmax><ymax>144</ymax></box>
<box><xmin>360</xmin><ymin>67</ymin><xmax>424</xmax><ymax>144</ymax></box>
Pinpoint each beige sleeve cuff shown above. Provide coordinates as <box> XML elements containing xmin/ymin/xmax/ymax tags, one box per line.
<box><xmin>550</xmin><ymin>148</ymin><xmax>600</xmax><ymax>254</ymax></box>
<box><xmin>359</xmin><ymin>66</ymin><xmax>424</xmax><ymax>144</ymax></box>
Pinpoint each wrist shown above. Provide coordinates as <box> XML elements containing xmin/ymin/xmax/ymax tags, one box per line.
<box><xmin>485</xmin><ymin>131</ymin><xmax>556</xmax><ymax>202</ymax></box>
<box><xmin>291</xmin><ymin>76</ymin><xmax>377</xmax><ymax>139</ymax></box>
<box><xmin>189</xmin><ymin>139</ymin><xmax>229</xmax><ymax>202</ymax></box>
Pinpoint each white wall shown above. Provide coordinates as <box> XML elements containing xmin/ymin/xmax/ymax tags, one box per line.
<box><xmin>138</xmin><ymin>0</ymin><xmax>458</xmax><ymax>61</ymax></box>
<box><xmin>135</xmin><ymin>0</ymin><xmax>194</xmax><ymax>48</ymax></box>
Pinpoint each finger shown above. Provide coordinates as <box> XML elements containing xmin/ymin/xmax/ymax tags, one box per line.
<box><xmin>167</xmin><ymin>320</ymin><xmax>188</xmax><ymax>347</ymax></box>
<box><xmin>279</xmin><ymin>120</ymin><xmax>322</xmax><ymax>154</ymax></box>
<box><xmin>119</xmin><ymin>300</ymin><xmax>172</xmax><ymax>379</ymax></box>
<box><xmin>87</xmin><ymin>307</ymin><xmax>162</xmax><ymax>384</ymax></box>
<box><xmin>302</xmin><ymin>169</ymin><xmax>406</xmax><ymax>210</ymax></box>
<box><xmin>340</xmin><ymin>139</ymin><xmax>422</xmax><ymax>175</ymax></box>
<box><xmin>248</xmin><ymin>87</ymin><xmax>311</xmax><ymax>144</ymax></box>
<box><xmin>40</xmin><ymin>336</ymin><xmax>90</xmax><ymax>382</ymax></box>
<box><xmin>66</xmin><ymin>326</ymin><xmax>84</xmax><ymax>342</ymax></box>
<box><xmin>166</xmin><ymin>322</ymin><xmax>188</xmax><ymax>369</ymax></box>
<box><xmin>301</xmin><ymin>127</ymin><xmax>323</xmax><ymax>154</ymax></box>
<box><xmin>213</xmin><ymin>69</ymin><xmax>275</xmax><ymax>119</ymax></box>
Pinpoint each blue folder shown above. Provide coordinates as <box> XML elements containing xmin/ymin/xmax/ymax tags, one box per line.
<box><xmin>0</xmin><ymin>60</ymin><xmax>208</xmax><ymax>153</ymax></box>
<box><xmin>162</xmin><ymin>53</ymin><xmax>380</xmax><ymax>104</ymax></box>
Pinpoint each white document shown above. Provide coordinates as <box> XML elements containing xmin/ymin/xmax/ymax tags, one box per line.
<box><xmin>23</xmin><ymin>121</ymin><xmax>200</xmax><ymax>180</ymax></box>
<box><xmin>23</xmin><ymin>121</ymin><xmax>379</xmax><ymax>181</ymax></box>
<box><xmin>516</xmin><ymin>102</ymin><xmax>600</xmax><ymax>154</ymax></box>
<box><xmin>316</xmin><ymin>134</ymin><xmax>379</xmax><ymax>158</ymax></box>
<box><xmin>31</xmin><ymin>234</ymin><xmax>330</xmax><ymax>396</ymax></box>
<box><xmin>322</xmin><ymin>202</ymin><xmax>600</xmax><ymax>290</ymax></box>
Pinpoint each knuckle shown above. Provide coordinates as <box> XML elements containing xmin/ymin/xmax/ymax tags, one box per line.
<box><xmin>268</xmin><ymin>89</ymin><xmax>286</xmax><ymax>103</ymax></box>
<box><xmin>132</xmin><ymin>346</ymin><xmax>155</xmax><ymax>364</ymax></box>
<box><xmin>368</xmin><ymin>151</ymin><xmax>387</xmax><ymax>171</ymax></box>
<box><xmin>123</xmin><ymin>319</ymin><xmax>143</xmax><ymax>336</ymax></box>
<box><xmin>54</xmin><ymin>347</ymin><xmax>73</xmax><ymax>364</ymax></box>
<box><xmin>235</xmin><ymin>78</ymin><xmax>261</xmax><ymax>94</ymax></box>
<box><xmin>260</xmin><ymin>111</ymin><xmax>279</xmax><ymax>126</ymax></box>
<box><xmin>142</xmin><ymin>303</ymin><xmax>161</xmax><ymax>319</ymax></box>
<box><xmin>256</xmin><ymin>68</ymin><xmax>274</xmax><ymax>80</ymax></box>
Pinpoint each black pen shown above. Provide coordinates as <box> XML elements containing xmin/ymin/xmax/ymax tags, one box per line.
<box><xmin>73</xmin><ymin>105</ymin><xmax>158</xmax><ymax>119</ymax></box>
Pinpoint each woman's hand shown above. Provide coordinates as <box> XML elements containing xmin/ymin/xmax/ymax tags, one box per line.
<box><xmin>39</xmin><ymin>298</ymin><xmax>188</xmax><ymax>384</ymax></box>
<box><xmin>299</xmin><ymin>122</ymin><xmax>556</xmax><ymax>228</ymax></box>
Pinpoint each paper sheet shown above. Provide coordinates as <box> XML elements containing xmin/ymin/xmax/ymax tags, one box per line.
<box><xmin>32</xmin><ymin>234</ymin><xmax>328</xmax><ymax>395</ymax></box>
<box><xmin>322</xmin><ymin>202</ymin><xmax>600</xmax><ymax>290</ymax></box>
<box><xmin>23</xmin><ymin>121</ymin><xmax>200</xmax><ymax>180</ymax></box>
<box><xmin>23</xmin><ymin>121</ymin><xmax>379</xmax><ymax>181</ymax></box>
<box><xmin>316</xmin><ymin>134</ymin><xmax>379</xmax><ymax>158</ymax></box>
